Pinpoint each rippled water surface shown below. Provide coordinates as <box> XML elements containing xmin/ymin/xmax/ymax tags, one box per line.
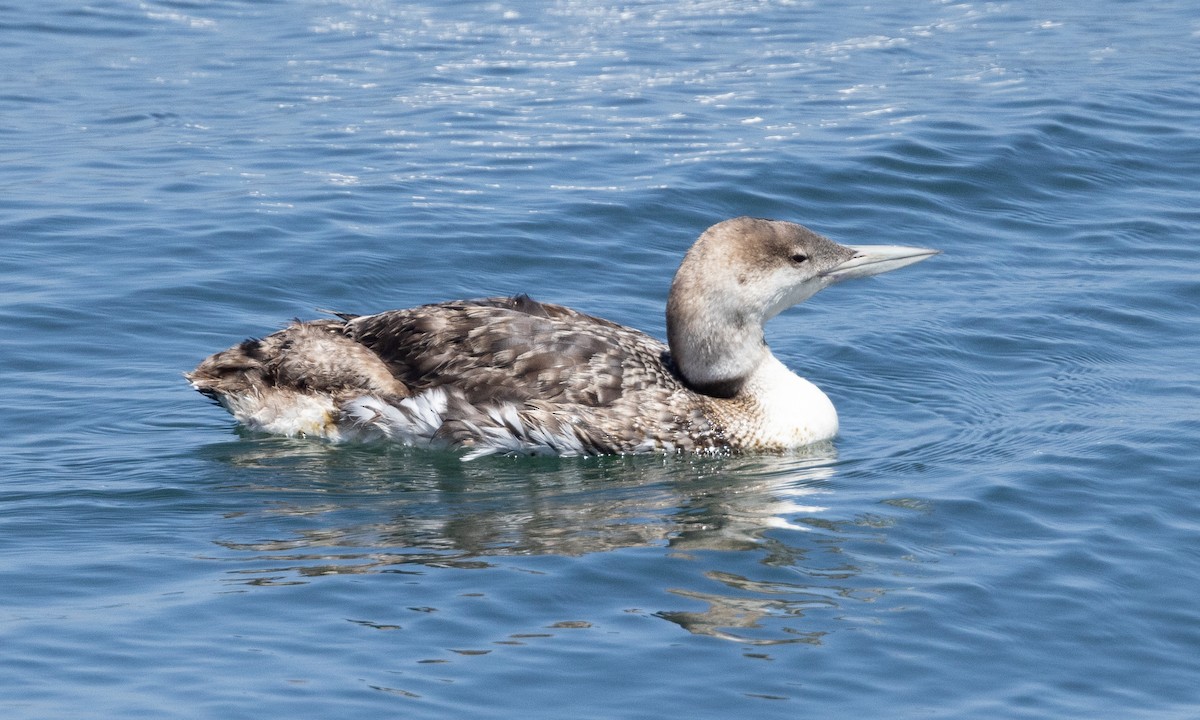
<box><xmin>3</xmin><ymin>1</ymin><xmax>1200</xmax><ymax>718</ymax></box>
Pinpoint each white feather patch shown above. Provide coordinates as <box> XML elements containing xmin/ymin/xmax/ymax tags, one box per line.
<box><xmin>218</xmin><ymin>390</ymin><xmax>339</xmax><ymax>439</ymax></box>
<box><xmin>343</xmin><ymin>388</ymin><xmax>449</xmax><ymax>446</ymax></box>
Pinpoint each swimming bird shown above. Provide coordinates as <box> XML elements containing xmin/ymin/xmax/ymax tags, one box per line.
<box><xmin>187</xmin><ymin>217</ymin><xmax>936</xmax><ymax>458</ymax></box>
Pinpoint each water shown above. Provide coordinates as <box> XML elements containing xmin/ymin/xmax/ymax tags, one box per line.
<box><xmin>3</xmin><ymin>0</ymin><xmax>1199</xmax><ymax>717</ymax></box>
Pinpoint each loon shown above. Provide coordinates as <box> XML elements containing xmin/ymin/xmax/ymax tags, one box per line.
<box><xmin>187</xmin><ymin>217</ymin><xmax>936</xmax><ymax>458</ymax></box>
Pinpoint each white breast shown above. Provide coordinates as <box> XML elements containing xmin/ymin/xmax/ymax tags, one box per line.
<box><xmin>740</xmin><ymin>354</ymin><xmax>839</xmax><ymax>448</ymax></box>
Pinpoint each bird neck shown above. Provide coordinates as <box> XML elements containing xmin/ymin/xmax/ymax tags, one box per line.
<box><xmin>666</xmin><ymin>285</ymin><xmax>769</xmax><ymax>398</ymax></box>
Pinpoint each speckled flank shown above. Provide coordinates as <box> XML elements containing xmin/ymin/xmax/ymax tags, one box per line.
<box><xmin>188</xmin><ymin>298</ymin><xmax>730</xmax><ymax>455</ymax></box>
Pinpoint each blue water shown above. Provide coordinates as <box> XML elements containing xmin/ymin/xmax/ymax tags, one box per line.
<box><xmin>3</xmin><ymin>1</ymin><xmax>1200</xmax><ymax>717</ymax></box>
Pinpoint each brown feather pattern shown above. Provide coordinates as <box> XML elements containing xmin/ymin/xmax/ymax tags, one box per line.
<box><xmin>187</xmin><ymin>295</ymin><xmax>728</xmax><ymax>455</ymax></box>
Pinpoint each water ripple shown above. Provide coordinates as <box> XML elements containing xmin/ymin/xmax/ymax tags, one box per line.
<box><xmin>4</xmin><ymin>0</ymin><xmax>1200</xmax><ymax>717</ymax></box>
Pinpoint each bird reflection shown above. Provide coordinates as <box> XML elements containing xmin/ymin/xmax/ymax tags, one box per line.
<box><xmin>199</xmin><ymin>436</ymin><xmax>898</xmax><ymax>645</ymax></box>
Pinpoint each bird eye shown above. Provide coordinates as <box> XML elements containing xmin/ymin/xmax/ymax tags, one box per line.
<box><xmin>790</xmin><ymin>253</ymin><xmax>809</xmax><ymax>264</ymax></box>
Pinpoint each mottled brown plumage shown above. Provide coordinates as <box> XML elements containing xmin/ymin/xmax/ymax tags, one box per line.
<box><xmin>189</xmin><ymin>295</ymin><xmax>724</xmax><ymax>454</ymax></box>
<box><xmin>346</xmin><ymin>295</ymin><xmax>727</xmax><ymax>453</ymax></box>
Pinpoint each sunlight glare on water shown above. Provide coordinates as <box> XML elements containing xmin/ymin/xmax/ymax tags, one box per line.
<box><xmin>2</xmin><ymin>1</ymin><xmax>1200</xmax><ymax>718</ymax></box>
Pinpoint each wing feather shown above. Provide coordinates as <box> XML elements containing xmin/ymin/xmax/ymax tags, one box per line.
<box><xmin>345</xmin><ymin>296</ymin><xmax>685</xmax><ymax>408</ymax></box>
